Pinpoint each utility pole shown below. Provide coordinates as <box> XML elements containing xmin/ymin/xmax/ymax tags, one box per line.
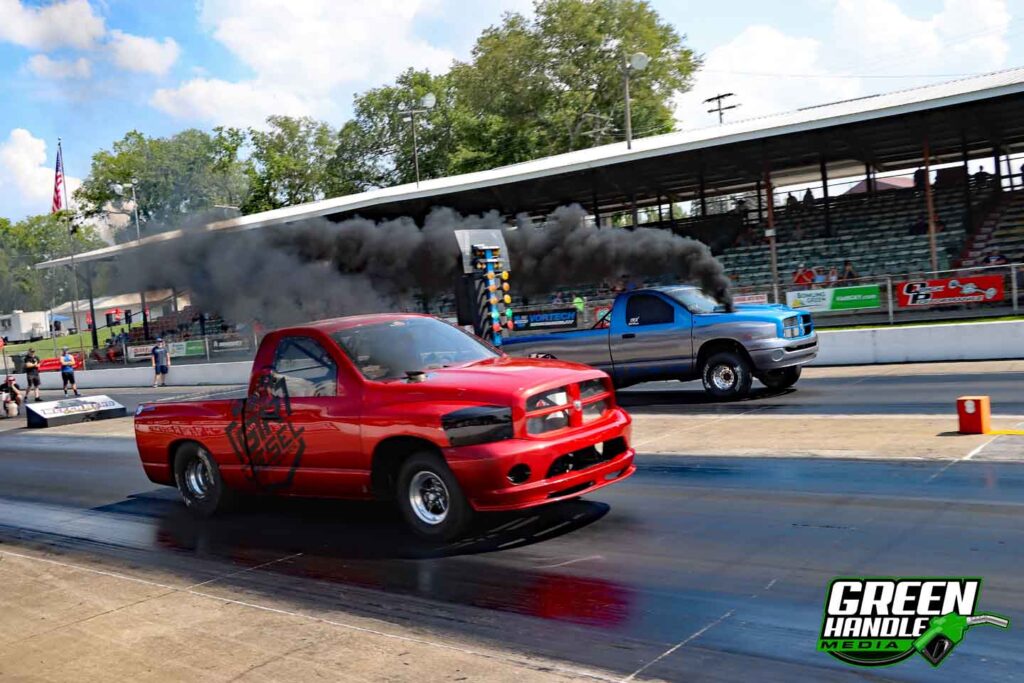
<box><xmin>704</xmin><ymin>93</ymin><xmax>740</xmax><ymax>125</ymax></box>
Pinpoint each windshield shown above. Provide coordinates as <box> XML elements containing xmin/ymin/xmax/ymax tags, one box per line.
<box><xmin>331</xmin><ymin>317</ymin><xmax>498</xmax><ymax>381</ymax></box>
<box><xmin>660</xmin><ymin>286</ymin><xmax>727</xmax><ymax>314</ymax></box>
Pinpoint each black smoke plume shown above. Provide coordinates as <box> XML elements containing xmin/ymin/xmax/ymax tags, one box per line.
<box><xmin>118</xmin><ymin>203</ymin><xmax>732</xmax><ymax>329</ymax></box>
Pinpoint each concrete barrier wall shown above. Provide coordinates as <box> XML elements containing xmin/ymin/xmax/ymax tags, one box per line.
<box><xmin>812</xmin><ymin>320</ymin><xmax>1024</xmax><ymax>366</ymax></box>
<box><xmin>37</xmin><ymin>361</ymin><xmax>252</xmax><ymax>390</ymax></box>
<box><xmin>25</xmin><ymin>320</ymin><xmax>1024</xmax><ymax>387</ymax></box>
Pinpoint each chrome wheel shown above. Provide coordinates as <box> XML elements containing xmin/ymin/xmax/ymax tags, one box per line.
<box><xmin>711</xmin><ymin>364</ymin><xmax>736</xmax><ymax>391</ymax></box>
<box><xmin>184</xmin><ymin>451</ymin><xmax>213</xmax><ymax>499</ymax></box>
<box><xmin>409</xmin><ymin>471</ymin><xmax>449</xmax><ymax>525</ymax></box>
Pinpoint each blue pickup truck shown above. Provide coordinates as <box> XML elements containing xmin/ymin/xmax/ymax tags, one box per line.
<box><xmin>502</xmin><ymin>286</ymin><xmax>818</xmax><ymax>399</ymax></box>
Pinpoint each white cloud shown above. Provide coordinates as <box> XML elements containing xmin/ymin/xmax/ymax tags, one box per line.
<box><xmin>151</xmin><ymin>78</ymin><xmax>316</xmax><ymax>128</ymax></box>
<box><xmin>26</xmin><ymin>54</ymin><xmax>92</xmax><ymax>80</ymax></box>
<box><xmin>154</xmin><ymin>0</ymin><xmax>455</xmax><ymax>125</ymax></box>
<box><xmin>0</xmin><ymin>129</ymin><xmax>81</xmax><ymax>216</ymax></box>
<box><xmin>0</xmin><ymin>0</ymin><xmax>105</xmax><ymax>51</ymax></box>
<box><xmin>676</xmin><ymin>26</ymin><xmax>860</xmax><ymax>128</ymax></box>
<box><xmin>108</xmin><ymin>29</ymin><xmax>181</xmax><ymax>76</ymax></box>
<box><xmin>676</xmin><ymin>0</ymin><xmax>1012</xmax><ymax>128</ymax></box>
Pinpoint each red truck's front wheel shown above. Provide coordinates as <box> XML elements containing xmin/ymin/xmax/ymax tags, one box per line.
<box><xmin>397</xmin><ymin>452</ymin><xmax>474</xmax><ymax>541</ymax></box>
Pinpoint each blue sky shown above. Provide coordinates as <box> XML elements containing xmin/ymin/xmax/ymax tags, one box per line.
<box><xmin>1</xmin><ymin>0</ymin><xmax>1022</xmax><ymax>221</ymax></box>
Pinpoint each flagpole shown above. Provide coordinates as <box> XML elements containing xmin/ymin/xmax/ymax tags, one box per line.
<box><xmin>58</xmin><ymin>138</ymin><xmax>85</xmax><ymax>369</ymax></box>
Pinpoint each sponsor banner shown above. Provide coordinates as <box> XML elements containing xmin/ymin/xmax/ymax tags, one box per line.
<box><xmin>733</xmin><ymin>293</ymin><xmax>769</xmax><ymax>305</ymax></box>
<box><xmin>512</xmin><ymin>308</ymin><xmax>578</xmax><ymax>331</ymax></box>
<box><xmin>896</xmin><ymin>275</ymin><xmax>1005</xmax><ymax>308</ymax></box>
<box><xmin>211</xmin><ymin>338</ymin><xmax>251</xmax><ymax>353</ymax></box>
<box><xmin>26</xmin><ymin>394</ymin><xmax>128</xmax><ymax>428</ymax></box>
<box><xmin>126</xmin><ymin>340</ymin><xmax>206</xmax><ymax>362</ymax></box>
<box><xmin>787</xmin><ymin>285</ymin><xmax>881</xmax><ymax>312</ymax></box>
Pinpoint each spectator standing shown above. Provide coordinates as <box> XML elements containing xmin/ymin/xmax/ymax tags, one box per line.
<box><xmin>812</xmin><ymin>267</ymin><xmax>827</xmax><ymax>288</ymax></box>
<box><xmin>22</xmin><ymin>348</ymin><xmax>41</xmax><ymax>402</ymax></box>
<box><xmin>973</xmin><ymin>166</ymin><xmax>991</xmax><ymax>187</ymax></box>
<box><xmin>786</xmin><ymin>193</ymin><xmax>799</xmax><ymax>210</ymax></box>
<box><xmin>152</xmin><ymin>337</ymin><xmax>171</xmax><ymax>388</ymax></box>
<box><xmin>1</xmin><ymin>375</ymin><xmax>23</xmax><ymax>417</ymax></box>
<box><xmin>984</xmin><ymin>249</ymin><xmax>1009</xmax><ymax>266</ymax></box>
<box><xmin>840</xmin><ymin>261</ymin><xmax>859</xmax><ymax>283</ymax></box>
<box><xmin>802</xmin><ymin>188</ymin><xmax>815</xmax><ymax>208</ymax></box>
<box><xmin>59</xmin><ymin>347</ymin><xmax>80</xmax><ymax>397</ymax></box>
<box><xmin>792</xmin><ymin>264</ymin><xmax>814</xmax><ymax>287</ymax></box>
<box><xmin>827</xmin><ymin>266</ymin><xmax>839</xmax><ymax>285</ymax></box>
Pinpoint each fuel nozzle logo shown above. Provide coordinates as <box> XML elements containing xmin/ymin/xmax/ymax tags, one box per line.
<box><xmin>818</xmin><ymin>578</ymin><xmax>1009</xmax><ymax>668</ymax></box>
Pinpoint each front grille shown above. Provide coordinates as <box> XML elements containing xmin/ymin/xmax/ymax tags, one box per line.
<box><xmin>546</xmin><ymin>437</ymin><xmax>627</xmax><ymax>478</ymax></box>
<box><xmin>525</xmin><ymin>379</ymin><xmax>613</xmax><ymax>435</ymax></box>
<box><xmin>800</xmin><ymin>313</ymin><xmax>814</xmax><ymax>336</ymax></box>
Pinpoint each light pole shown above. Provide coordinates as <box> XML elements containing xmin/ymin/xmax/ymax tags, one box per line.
<box><xmin>112</xmin><ymin>180</ymin><xmax>150</xmax><ymax>340</ymax></box>
<box><xmin>397</xmin><ymin>93</ymin><xmax>437</xmax><ymax>186</ymax></box>
<box><xmin>622</xmin><ymin>52</ymin><xmax>649</xmax><ymax>150</ymax></box>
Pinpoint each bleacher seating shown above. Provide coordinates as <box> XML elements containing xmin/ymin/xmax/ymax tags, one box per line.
<box><xmin>963</xmin><ymin>190</ymin><xmax>1024</xmax><ymax>265</ymax></box>
<box><xmin>718</xmin><ymin>185</ymin><xmax>989</xmax><ymax>284</ymax></box>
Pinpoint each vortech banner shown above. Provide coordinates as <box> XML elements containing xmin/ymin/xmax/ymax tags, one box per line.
<box><xmin>896</xmin><ymin>275</ymin><xmax>1005</xmax><ymax>307</ymax></box>
<box><xmin>512</xmin><ymin>308</ymin><xmax>578</xmax><ymax>330</ymax></box>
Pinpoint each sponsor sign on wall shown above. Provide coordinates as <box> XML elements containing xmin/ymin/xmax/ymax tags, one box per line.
<box><xmin>733</xmin><ymin>293</ymin><xmax>769</xmax><ymax>305</ymax></box>
<box><xmin>896</xmin><ymin>275</ymin><xmax>1005</xmax><ymax>308</ymax></box>
<box><xmin>512</xmin><ymin>308</ymin><xmax>578</xmax><ymax>330</ymax></box>
<box><xmin>126</xmin><ymin>340</ymin><xmax>206</xmax><ymax>362</ymax></box>
<box><xmin>786</xmin><ymin>285</ymin><xmax>881</xmax><ymax>312</ymax></box>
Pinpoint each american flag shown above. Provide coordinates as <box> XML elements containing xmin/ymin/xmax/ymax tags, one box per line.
<box><xmin>51</xmin><ymin>140</ymin><xmax>65</xmax><ymax>214</ymax></box>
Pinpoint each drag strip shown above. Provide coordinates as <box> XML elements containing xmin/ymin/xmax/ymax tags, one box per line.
<box><xmin>1</xmin><ymin>434</ymin><xmax>1021</xmax><ymax>681</ymax></box>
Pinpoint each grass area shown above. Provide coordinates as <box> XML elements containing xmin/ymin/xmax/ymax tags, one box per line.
<box><xmin>1</xmin><ymin>323</ymin><xmax>143</xmax><ymax>358</ymax></box>
<box><xmin>822</xmin><ymin>315</ymin><xmax>1024</xmax><ymax>331</ymax></box>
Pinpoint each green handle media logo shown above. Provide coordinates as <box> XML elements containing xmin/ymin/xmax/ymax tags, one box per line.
<box><xmin>818</xmin><ymin>577</ymin><xmax>1010</xmax><ymax>668</ymax></box>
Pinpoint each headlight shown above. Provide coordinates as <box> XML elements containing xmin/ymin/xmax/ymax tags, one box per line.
<box><xmin>782</xmin><ymin>316</ymin><xmax>800</xmax><ymax>338</ymax></box>
<box><xmin>441</xmin><ymin>406</ymin><xmax>513</xmax><ymax>447</ymax></box>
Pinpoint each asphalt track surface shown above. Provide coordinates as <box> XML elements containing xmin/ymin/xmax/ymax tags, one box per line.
<box><xmin>1</xmin><ymin>373</ymin><xmax>1022</xmax><ymax>681</ymax></box>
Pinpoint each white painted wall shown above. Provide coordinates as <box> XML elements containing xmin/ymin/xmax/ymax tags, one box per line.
<box><xmin>812</xmin><ymin>320</ymin><xmax>1024</xmax><ymax>366</ymax></box>
<box><xmin>36</xmin><ymin>361</ymin><xmax>252</xmax><ymax>390</ymax></box>
<box><xmin>23</xmin><ymin>320</ymin><xmax>1024</xmax><ymax>387</ymax></box>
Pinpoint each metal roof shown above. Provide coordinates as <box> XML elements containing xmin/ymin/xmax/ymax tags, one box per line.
<box><xmin>38</xmin><ymin>67</ymin><xmax>1024</xmax><ymax>270</ymax></box>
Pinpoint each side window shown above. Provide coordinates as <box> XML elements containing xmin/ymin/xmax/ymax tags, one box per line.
<box><xmin>272</xmin><ymin>336</ymin><xmax>338</xmax><ymax>398</ymax></box>
<box><xmin>625</xmin><ymin>294</ymin><xmax>674</xmax><ymax>326</ymax></box>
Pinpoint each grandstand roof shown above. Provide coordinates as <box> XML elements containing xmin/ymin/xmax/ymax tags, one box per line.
<box><xmin>39</xmin><ymin>67</ymin><xmax>1024</xmax><ymax>270</ymax></box>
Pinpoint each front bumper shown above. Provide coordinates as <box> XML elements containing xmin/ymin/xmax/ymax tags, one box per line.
<box><xmin>444</xmin><ymin>408</ymin><xmax>635</xmax><ymax>512</ymax></box>
<box><xmin>747</xmin><ymin>332</ymin><xmax>818</xmax><ymax>371</ymax></box>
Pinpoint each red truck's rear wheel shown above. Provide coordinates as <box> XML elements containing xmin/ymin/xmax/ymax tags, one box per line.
<box><xmin>397</xmin><ymin>452</ymin><xmax>474</xmax><ymax>541</ymax></box>
<box><xmin>173</xmin><ymin>443</ymin><xmax>234</xmax><ymax>517</ymax></box>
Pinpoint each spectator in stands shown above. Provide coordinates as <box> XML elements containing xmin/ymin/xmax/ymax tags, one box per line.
<box><xmin>812</xmin><ymin>267</ymin><xmax>827</xmax><ymax>288</ymax></box>
<box><xmin>827</xmin><ymin>266</ymin><xmax>839</xmax><ymax>285</ymax></box>
<box><xmin>59</xmin><ymin>347</ymin><xmax>80</xmax><ymax>397</ymax></box>
<box><xmin>152</xmin><ymin>337</ymin><xmax>171</xmax><ymax>388</ymax></box>
<box><xmin>571</xmin><ymin>293</ymin><xmax>587</xmax><ymax>317</ymax></box>
<box><xmin>914</xmin><ymin>168</ymin><xmax>927</xmax><ymax>189</ymax></box>
<box><xmin>840</xmin><ymin>261</ymin><xmax>859</xmax><ymax>283</ymax></box>
<box><xmin>802</xmin><ymin>189</ymin><xmax>815</xmax><ymax>208</ymax></box>
<box><xmin>786</xmin><ymin>193</ymin><xmax>799</xmax><ymax>210</ymax></box>
<box><xmin>973</xmin><ymin>166</ymin><xmax>991</xmax><ymax>187</ymax></box>
<box><xmin>551</xmin><ymin>291</ymin><xmax>564</xmax><ymax>305</ymax></box>
<box><xmin>1</xmin><ymin>376</ymin><xmax>24</xmax><ymax>418</ymax></box>
<box><xmin>984</xmin><ymin>249</ymin><xmax>1009</xmax><ymax>266</ymax></box>
<box><xmin>792</xmin><ymin>264</ymin><xmax>814</xmax><ymax>287</ymax></box>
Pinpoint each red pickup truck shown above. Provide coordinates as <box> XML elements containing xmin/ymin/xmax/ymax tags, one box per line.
<box><xmin>135</xmin><ymin>314</ymin><xmax>635</xmax><ymax>539</ymax></box>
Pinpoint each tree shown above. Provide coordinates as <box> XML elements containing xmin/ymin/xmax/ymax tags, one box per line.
<box><xmin>242</xmin><ymin>116</ymin><xmax>337</xmax><ymax>213</ymax></box>
<box><xmin>74</xmin><ymin>128</ymin><xmax>249</xmax><ymax>239</ymax></box>
<box><xmin>0</xmin><ymin>212</ymin><xmax>105</xmax><ymax>313</ymax></box>
<box><xmin>327</xmin><ymin>69</ymin><xmax>457</xmax><ymax>195</ymax></box>
<box><xmin>450</xmin><ymin>0</ymin><xmax>699</xmax><ymax>169</ymax></box>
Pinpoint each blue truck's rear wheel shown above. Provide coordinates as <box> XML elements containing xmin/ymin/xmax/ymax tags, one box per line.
<box><xmin>701</xmin><ymin>351</ymin><xmax>753</xmax><ymax>400</ymax></box>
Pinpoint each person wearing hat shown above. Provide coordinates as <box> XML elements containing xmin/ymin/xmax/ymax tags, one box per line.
<box><xmin>151</xmin><ymin>337</ymin><xmax>170</xmax><ymax>388</ymax></box>
<box><xmin>22</xmin><ymin>347</ymin><xmax>42</xmax><ymax>402</ymax></box>
<box><xmin>59</xmin><ymin>346</ymin><xmax>80</xmax><ymax>397</ymax></box>
<box><xmin>1</xmin><ymin>375</ymin><xmax>23</xmax><ymax>418</ymax></box>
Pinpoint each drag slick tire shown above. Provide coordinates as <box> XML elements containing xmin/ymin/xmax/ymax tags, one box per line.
<box><xmin>701</xmin><ymin>350</ymin><xmax>753</xmax><ymax>400</ymax></box>
<box><xmin>758</xmin><ymin>366</ymin><xmax>801</xmax><ymax>391</ymax></box>
<box><xmin>174</xmin><ymin>443</ymin><xmax>234</xmax><ymax>517</ymax></box>
<box><xmin>397</xmin><ymin>451</ymin><xmax>474</xmax><ymax>541</ymax></box>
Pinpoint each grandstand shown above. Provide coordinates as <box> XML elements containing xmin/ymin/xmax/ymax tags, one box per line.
<box><xmin>718</xmin><ymin>182</ymin><xmax>995</xmax><ymax>284</ymax></box>
<box><xmin>963</xmin><ymin>189</ymin><xmax>1024</xmax><ymax>265</ymax></box>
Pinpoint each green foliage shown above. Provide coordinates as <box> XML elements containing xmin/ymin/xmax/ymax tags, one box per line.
<box><xmin>242</xmin><ymin>116</ymin><xmax>337</xmax><ymax>213</ymax></box>
<box><xmin>74</xmin><ymin>128</ymin><xmax>248</xmax><ymax>238</ymax></box>
<box><xmin>0</xmin><ymin>212</ymin><xmax>105</xmax><ymax>313</ymax></box>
